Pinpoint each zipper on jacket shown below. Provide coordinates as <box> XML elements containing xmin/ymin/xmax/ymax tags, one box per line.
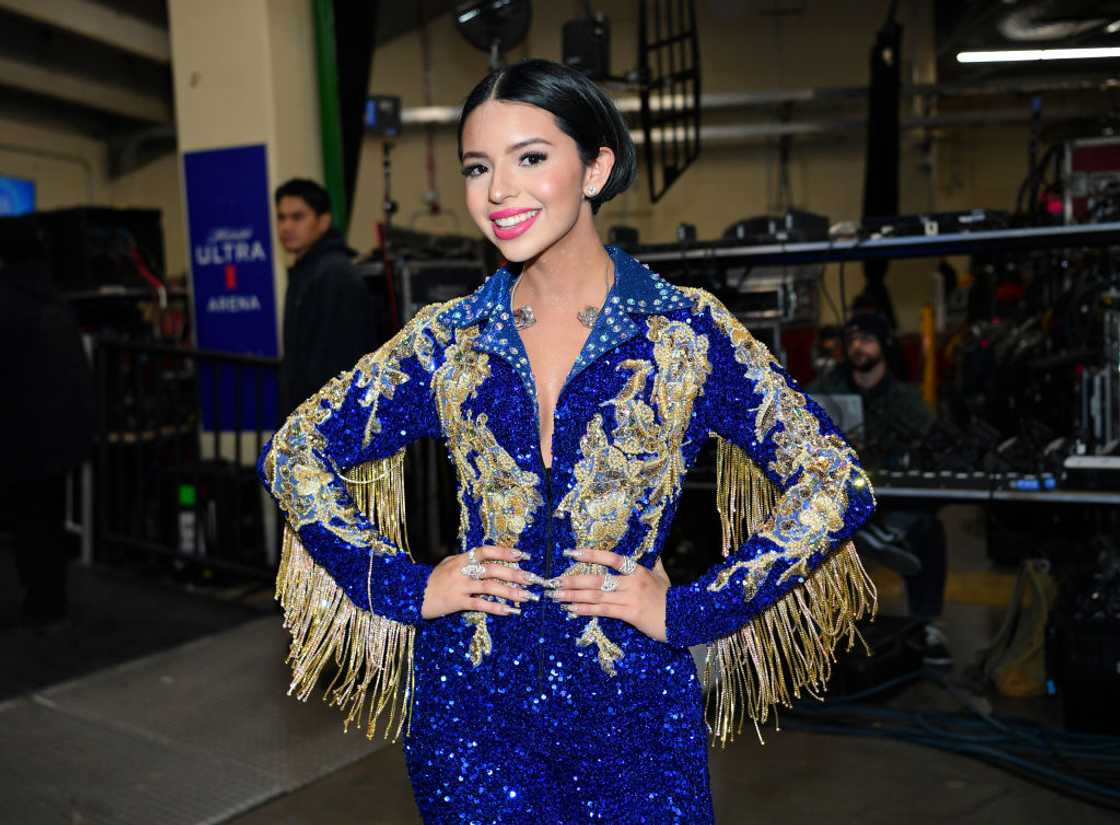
<box><xmin>536</xmin><ymin>464</ymin><xmax>552</xmax><ymax>689</ymax></box>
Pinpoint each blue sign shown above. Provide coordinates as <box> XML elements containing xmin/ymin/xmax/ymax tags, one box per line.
<box><xmin>0</xmin><ymin>176</ymin><xmax>35</xmax><ymax>215</ymax></box>
<box><xmin>183</xmin><ymin>143</ymin><xmax>279</xmax><ymax>431</ymax></box>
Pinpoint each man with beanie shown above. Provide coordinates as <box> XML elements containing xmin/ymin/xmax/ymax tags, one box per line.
<box><xmin>809</xmin><ymin>310</ymin><xmax>952</xmax><ymax>666</ymax></box>
<box><xmin>274</xmin><ymin>178</ymin><xmax>377</xmax><ymax>420</ymax></box>
<box><xmin>814</xmin><ymin>311</ymin><xmax>935</xmax><ymax>462</ymax></box>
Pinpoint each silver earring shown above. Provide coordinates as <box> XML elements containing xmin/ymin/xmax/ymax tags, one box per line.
<box><xmin>586</xmin><ymin>186</ymin><xmax>597</xmax><ymax>196</ymax></box>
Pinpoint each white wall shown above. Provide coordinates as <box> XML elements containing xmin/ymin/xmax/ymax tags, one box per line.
<box><xmin>0</xmin><ymin>115</ymin><xmax>187</xmax><ymax>278</ymax></box>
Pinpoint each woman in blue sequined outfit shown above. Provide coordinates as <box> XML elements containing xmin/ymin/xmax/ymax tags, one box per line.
<box><xmin>258</xmin><ymin>59</ymin><xmax>877</xmax><ymax>824</ymax></box>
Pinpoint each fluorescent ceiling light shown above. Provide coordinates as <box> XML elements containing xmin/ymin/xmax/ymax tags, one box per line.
<box><xmin>958</xmin><ymin>47</ymin><xmax>1120</xmax><ymax>63</ymax></box>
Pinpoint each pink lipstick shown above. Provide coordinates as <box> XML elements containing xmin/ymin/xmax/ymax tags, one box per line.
<box><xmin>491</xmin><ymin>208</ymin><xmax>541</xmax><ymax>240</ymax></box>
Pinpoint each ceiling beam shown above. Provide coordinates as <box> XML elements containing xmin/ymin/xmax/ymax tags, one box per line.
<box><xmin>0</xmin><ymin>53</ymin><xmax>171</xmax><ymax>123</ymax></box>
<box><xmin>402</xmin><ymin>76</ymin><xmax>1117</xmax><ymax>126</ymax></box>
<box><xmin>0</xmin><ymin>0</ymin><xmax>170</xmax><ymax>64</ymax></box>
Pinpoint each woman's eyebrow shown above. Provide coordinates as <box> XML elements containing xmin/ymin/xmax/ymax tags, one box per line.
<box><xmin>461</xmin><ymin>138</ymin><xmax>554</xmax><ymax>162</ymax></box>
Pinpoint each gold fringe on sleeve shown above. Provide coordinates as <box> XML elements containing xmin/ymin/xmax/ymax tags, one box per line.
<box><xmin>715</xmin><ymin>435</ymin><xmax>779</xmax><ymax>558</ymax></box>
<box><xmin>339</xmin><ymin>449</ymin><xmax>412</xmax><ymax>561</ymax></box>
<box><xmin>706</xmin><ymin>437</ymin><xmax>878</xmax><ymax>747</ymax></box>
<box><xmin>275</xmin><ymin>448</ymin><xmax>416</xmax><ymax>741</ymax></box>
<box><xmin>702</xmin><ymin>542</ymin><xmax>877</xmax><ymax>747</ymax></box>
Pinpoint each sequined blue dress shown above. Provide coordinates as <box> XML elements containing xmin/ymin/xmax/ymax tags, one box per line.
<box><xmin>258</xmin><ymin>243</ymin><xmax>877</xmax><ymax>824</ymax></box>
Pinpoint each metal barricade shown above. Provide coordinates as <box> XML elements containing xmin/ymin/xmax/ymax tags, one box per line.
<box><xmin>94</xmin><ymin>339</ymin><xmax>280</xmax><ymax>578</ymax></box>
<box><xmin>93</xmin><ymin>339</ymin><xmax>457</xmax><ymax>577</ymax></box>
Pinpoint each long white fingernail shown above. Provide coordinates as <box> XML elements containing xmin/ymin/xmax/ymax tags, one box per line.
<box><xmin>562</xmin><ymin>549</ymin><xmax>585</xmax><ymax>559</ymax></box>
<box><xmin>504</xmin><ymin>605</ymin><xmax>522</xmax><ymax>615</ymax></box>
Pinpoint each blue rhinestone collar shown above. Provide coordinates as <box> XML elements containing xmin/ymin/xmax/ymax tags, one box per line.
<box><xmin>435</xmin><ymin>243</ymin><xmax>695</xmax><ymax>409</ymax></box>
<box><xmin>437</xmin><ymin>243</ymin><xmax>694</xmax><ymax>331</ymax></box>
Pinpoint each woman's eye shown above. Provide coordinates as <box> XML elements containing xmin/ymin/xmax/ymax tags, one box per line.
<box><xmin>461</xmin><ymin>152</ymin><xmax>545</xmax><ymax>178</ymax></box>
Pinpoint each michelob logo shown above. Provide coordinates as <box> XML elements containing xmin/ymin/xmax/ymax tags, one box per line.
<box><xmin>194</xmin><ymin>226</ymin><xmax>267</xmax><ymax>266</ymax></box>
<box><xmin>195</xmin><ymin>226</ymin><xmax>269</xmax><ymax>314</ymax></box>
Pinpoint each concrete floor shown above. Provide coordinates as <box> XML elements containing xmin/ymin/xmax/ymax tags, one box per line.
<box><xmin>2</xmin><ymin>505</ymin><xmax>1117</xmax><ymax>824</ymax></box>
<box><xmin>227</xmin><ymin>699</ymin><xmax>1115</xmax><ymax>825</ymax></box>
<box><xmin>0</xmin><ymin>546</ymin><xmax>266</xmax><ymax>700</ymax></box>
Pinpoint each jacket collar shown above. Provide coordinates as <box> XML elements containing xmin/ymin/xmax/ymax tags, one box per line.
<box><xmin>438</xmin><ymin>243</ymin><xmax>693</xmax><ymax>330</ymax></box>
<box><xmin>291</xmin><ymin>227</ymin><xmax>354</xmax><ymax>273</ymax></box>
<box><xmin>436</xmin><ymin>243</ymin><xmax>694</xmax><ymax>404</ymax></box>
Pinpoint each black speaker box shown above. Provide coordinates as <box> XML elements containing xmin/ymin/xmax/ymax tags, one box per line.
<box><xmin>1048</xmin><ymin>611</ymin><xmax>1120</xmax><ymax>734</ymax></box>
<box><xmin>563</xmin><ymin>16</ymin><xmax>610</xmax><ymax>79</ymax></box>
<box><xmin>0</xmin><ymin>207</ymin><xmax>164</xmax><ymax>292</ymax></box>
<box><xmin>825</xmin><ymin>614</ymin><xmax>925</xmax><ymax>698</ymax></box>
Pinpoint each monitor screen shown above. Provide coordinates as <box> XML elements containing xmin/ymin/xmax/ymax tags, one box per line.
<box><xmin>812</xmin><ymin>392</ymin><xmax>865</xmax><ymax>442</ymax></box>
<box><xmin>0</xmin><ymin>176</ymin><xmax>35</xmax><ymax>216</ymax></box>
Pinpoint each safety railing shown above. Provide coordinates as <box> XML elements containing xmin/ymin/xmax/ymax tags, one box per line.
<box><xmin>92</xmin><ymin>339</ymin><xmax>458</xmax><ymax>579</ymax></box>
<box><xmin>93</xmin><ymin>339</ymin><xmax>281</xmax><ymax>578</ymax></box>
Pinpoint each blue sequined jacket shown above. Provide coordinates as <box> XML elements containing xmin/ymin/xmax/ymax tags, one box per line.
<box><xmin>258</xmin><ymin>243</ymin><xmax>877</xmax><ymax>745</ymax></box>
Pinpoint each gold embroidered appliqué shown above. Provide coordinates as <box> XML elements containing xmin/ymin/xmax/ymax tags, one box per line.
<box><xmin>431</xmin><ymin>324</ymin><xmax>543</xmax><ymax>666</ymax></box>
<box><xmin>682</xmin><ymin>289</ymin><xmax>873</xmax><ymax>597</ymax></box>
<box><xmin>556</xmin><ymin>315</ymin><xmax>711</xmax><ymax>675</ymax></box>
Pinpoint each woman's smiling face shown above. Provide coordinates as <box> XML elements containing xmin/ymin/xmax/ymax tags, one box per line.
<box><xmin>460</xmin><ymin>99</ymin><xmax>597</xmax><ymax>261</ymax></box>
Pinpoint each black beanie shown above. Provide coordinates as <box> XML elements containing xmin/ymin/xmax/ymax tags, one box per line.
<box><xmin>843</xmin><ymin>311</ymin><xmax>892</xmax><ymax>348</ymax></box>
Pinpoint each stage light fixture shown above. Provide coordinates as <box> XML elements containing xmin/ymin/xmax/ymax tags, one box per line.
<box><xmin>957</xmin><ymin>47</ymin><xmax>1120</xmax><ymax>63</ymax></box>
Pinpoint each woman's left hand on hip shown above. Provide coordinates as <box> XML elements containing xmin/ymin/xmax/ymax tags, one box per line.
<box><xmin>549</xmin><ymin>548</ymin><xmax>669</xmax><ymax>643</ymax></box>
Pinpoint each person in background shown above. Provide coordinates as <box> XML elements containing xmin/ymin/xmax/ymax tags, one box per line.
<box><xmin>274</xmin><ymin>178</ymin><xmax>376</xmax><ymax>419</ymax></box>
<box><xmin>809</xmin><ymin>310</ymin><xmax>952</xmax><ymax>667</ymax></box>
<box><xmin>0</xmin><ymin>241</ymin><xmax>95</xmax><ymax>630</ymax></box>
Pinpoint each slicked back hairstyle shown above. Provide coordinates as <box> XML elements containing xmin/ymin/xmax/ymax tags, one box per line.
<box><xmin>274</xmin><ymin>178</ymin><xmax>332</xmax><ymax>216</ymax></box>
<box><xmin>457</xmin><ymin>58</ymin><xmax>637</xmax><ymax>216</ymax></box>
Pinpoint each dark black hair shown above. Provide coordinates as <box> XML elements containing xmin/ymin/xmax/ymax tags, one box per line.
<box><xmin>457</xmin><ymin>58</ymin><xmax>637</xmax><ymax>216</ymax></box>
<box><xmin>274</xmin><ymin>178</ymin><xmax>332</xmax><ymax>216</ymax></box>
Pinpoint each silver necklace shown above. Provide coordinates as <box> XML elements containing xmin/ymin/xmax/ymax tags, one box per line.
<box><xmin>510</xmin><ymin>258</ymin><xmax>613</xmax><ymax>331</ymax></box>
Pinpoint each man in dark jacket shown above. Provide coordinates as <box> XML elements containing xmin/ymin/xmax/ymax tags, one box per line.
<box><xmin>809</xmin><ymin>311</ymin><xmax>951</xmax><ymax>666</ymax></box>
<box><xmin>274</xmin><ymin>179</ymin><xmax>376</xmax><ymax>419</ymax></box>
<box><xmin>0</xmin><ymin>246</ymin><xmax>95</xmax><ymax>627</ymax></box>
<box><xmin>810</xmin><ymin>311</ymin><xmax>935</xmax><ymax>466</ymax></box>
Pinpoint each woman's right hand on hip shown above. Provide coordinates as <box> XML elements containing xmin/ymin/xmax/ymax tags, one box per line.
<box><xmin>420</xmin><ymin>545</ymin><xmax>545</xmax><ymax>620</ymax></box>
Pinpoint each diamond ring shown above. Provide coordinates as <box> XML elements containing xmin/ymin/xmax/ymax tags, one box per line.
<box><xmin>460</xmin><ymin>563</ymin><xmax>486</xmax><ymax>580</ymax></box>
<box><xmin>600</xmin><ymin>574</ymin><xmax>618</xmax><ymax>592</ymax></box>
<box><xmin>619</xmin><ymin>557</ymin><xmax>637</xmax><ymax>575</ymax></box>
<box><xmin>467</xmin><ymin>547</ymin><xmax>478</xmax><ymax>564</ymax></box>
